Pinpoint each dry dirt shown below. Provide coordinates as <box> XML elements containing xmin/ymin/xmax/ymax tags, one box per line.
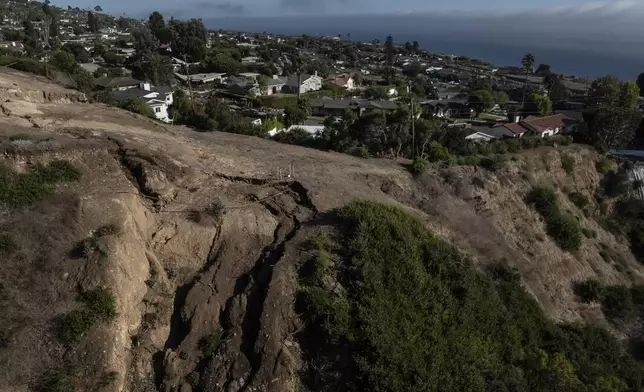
<box><xmin>0</xmin><ymin>68</ymin><xmax>641</xmax><ymax>392</ymax></box>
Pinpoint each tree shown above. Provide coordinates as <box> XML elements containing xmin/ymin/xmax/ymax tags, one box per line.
<box><xmin>148</xmin><ymin>11</ymin><xmax>172</xmax><ymax>44</ymax></box>
<box><xmin>284</xmin><ymin>99</ymin><xmax>310</xmax><ymax>127</ymax></box>
<box><xmin>257</xmin><ymin>75</ymin><xmax>269</xmax><ymax>94</ymax></box>
<box><xmin>62</xmin><ymin>42</ymin><xmax>90</xmax><ymax>63</ymax></box>
<box><xmin>87</xmin><ymin>11</ymin><xmax>99</xmax><ymax>33</ymax></box>
<box><xmin>385</xmin><ymin>35</ymin><xmax>395</xmax><ymax>83</ymax></box>
<box><xmin>93</xmin><ymin>67</ymin><xmax>108</xmax><ymax>78</ymax></box>
<box><xmin>525</xmin><ymin>93</ymin><xmax>552</xmax><ymax>116</ymax></box>
<box><xmin>120</xmin><ymin>96</ymin><xmax>155</xmax><ymax>118</ymax></box>
<box><xmin>637</xmin><ymin>73</ymin><xmax>644</xmax><ymax>97</ymax></box>
<box><xmin>412</xmin><ymin>40</ymin><xmax>419</xmax><ymax>53</ymax></box>
<box><xmin>494</xmin><ymin>91</ymin><xmax>509</xmax><ymax>107</ymax></box>
<box><xmin>94</xmin><ymin>5</ymin><xmax>103</xmax><ymax>12</ymax></box>
<box><xmin>364</xmin><ymin>85</ymin><xmax>389</xmax><ymax>100</ymax></box>
<box><xmin>50</xmin><ymin>50</ymin><xmax>79</xmax><ymax>73</ymax></box>
<box><xmin>402</xmin><ymin>63</ymin><xmax>422</xmax><ymax>78</ymax></box>
<box><xmin>202</xmin><ymin>53</ymin><xmax>241</xmax><ymax>75</ymax></box>
<box><xmin>468</xmin><ymin>90</ymin><xmax>495</xmax><ymax>113</ymax></box>
<box><xmin>521</xmin><ymin>53</ymin><xmax>536</xmax><ymax>109</ymax></box>
<box><xmin>103</xmin><ymin>51</ymin><xmax>121</xmax><ymax>65</ymax></box>
<box><xmin>543</xmin><ymin>73</ymin><xmax>561</xmax><ymax>98</ymax></box>
<box><xmin>584</xmin><ymin>108</ymin><xmax>642</xmax><ymax>149</ymax></box>
<box><xmin>590</xmin><ymin>75</ymin><xmax>639</xmax><ymax>110</ymax></box>
<box><xmin>108</xmin><ymin>68</ymin><xmax>125</xmax><ymax>77</ymax></box>
<box><xmin>130</xmin><ymin>52</ymin><xmax>173</xmax><ymax>85</ymax></box>
<box><xmin>168</xmin><ymin>18</ymin><xmax>207</xmax><ymax>62</ymax></box>
<box><xmin>535</xmin><ymin>63</ymin><xmax>551</xmax><ymax>76</ymax></box>
<box><xmin>354</xmin><ymin>72</ymin><xmax>363</xmax><ymax>86</ymax></box>
<box><xmin>22</xmin><ymin>20</ymin><xmax>38</xmax><ymax>50</ymax></box>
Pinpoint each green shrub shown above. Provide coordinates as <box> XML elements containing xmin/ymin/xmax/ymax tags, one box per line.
<box><xmin>569</xmin><ymin>191</ymin><xmax>590</xmax><ymax>210</ymax></box>
<box><xmin>352</xmin><ymin>145</ymin><xmax>369</xmax><ymax>158</ymax></box>
<box><xmin>0</xmin><ymin>233</ymin><xmax>16</xmax><ymax>255</ymax></box>
<box><xmin>528</xmin><ymin>185</ymin><xmax>582</xmax><ymax>251</ymax></box>
<box><xmin>601</xmin><ymin>285</ymin><xmax>635</xmax><ymax>321</ymax></box>
<box><xmin>95</xmin><ymin>224</ymin><xmax>119</xmax><ymax>237</ymax></box>
<box><xmin>596</xmin><ymin>158</ymin><xmax>613</xmax><ymax>174</ymax></box>
<box><xmin>576</xmin><ymin>279</ymin><xmax>604</xmax><ymax>303</ymax></box>
<box><xmin>410</xmin><ymin>156</ymin><xmax>427</xmax><ymax>174</ymax></box>
<box><xmin>298</xmin><ymin>286</ymin><xmax>349</xmax><ymax>337</ymax></box>
<box><xmin>81</xmin><ymin>288</ymin><xmax>116</xmax><ymax>321</ymax></box>
<box><xmin>427</xmin><ymin>141</ymin><xmax>450</xmax><ymax>162</ymax></box>
<box><xmin>582</xmin><ymin>228</ymin><xmax>597</xmax><ymax>239</ymax></box>
<box><xmin>119</xmin><ymin>96</ymin><xmax>155</xmax><ymax>118</ymax></box>
<box><xmin>561</xmin><ymin>153</ymin><xmax>575</xmax><ymax>174</ymax></box>
<box><xmin>205</xmin><ymin>198</ymin><xmax>226</xmax><ymax>222</ymax></box>
<box><xmin>35</xmin><ymin>367</ymin><xmax>78</xmax><ymax>392</ymax></box>
<box><xmin>199</xmin><ymin>329</ymin><xmax>222</xmax><ymax>357</ymax></box>
<box><xmin>9</xmin><ymin>133</ymin><xmax>33</xmax><ymax>141</ymax></box>
<box><xmin>456</xmin><ymin>155</ymin><xmax>481</xmax><ymax>166</ymax></box>
<box><xmin>480</xmin><ymin>154</ymin><xmax>508</xmax><ymax>172</ymax></box>
<box><xmin>311</xmin><ymin>232</ymin><xmax>330</xmax><ymax>250</ymax></box>
<box><xmin>185</xmin><ymin>372</ymin><xmax>200</xmax><ymax>388</ymax></box>
<box><xmin>0</xmin><ymin>160</ymin><xmax>81</xmax><ymax>207</ymax></box>
<box><xmin>320</xmin><ymin>200</ymin><xmax>643</xmax><ymax>391</ymax></box>
<box><xmin>57</xmin><ymin>288</ymin><xmax>116</xmax><ymax>344</ymax></box>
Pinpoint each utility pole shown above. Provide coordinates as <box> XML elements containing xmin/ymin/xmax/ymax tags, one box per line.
<box><xmin>183</xmin><ymin>54</ymin><xmax>194</xmax><ymax>113</ymax></box>
<box><xmin>408</xmin><ymin>79</ymin><xmax>416</xmax><ymax>159</ymax></box>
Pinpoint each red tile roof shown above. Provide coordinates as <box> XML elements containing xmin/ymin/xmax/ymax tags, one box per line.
<box><xmin>502</xmin><ymin>122</ymin><xmax>529</xmax><ymax>134</ymax></box>
<box><xmin>522</xmin><ymin>114</ymin><xmax>570</xmax><ymax>132</ymax></box>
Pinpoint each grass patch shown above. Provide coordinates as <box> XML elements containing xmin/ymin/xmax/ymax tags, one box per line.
<box><xmin>205</xmin><ymin>198</ymin><xmax>226</xmax><ymax>221</ymax></box>
<box><xmin>410</xmin><ymin>156</ymin><xmax>427</xmax><ymax>174</ymax></box>
<box><xmin>57</xmin><ymin>288</ymin><xmax>116</xmax><ymax>344</ymax></box>
<box><xmin>528</xmin><ymin>185</ymin><xmax>582</xmax><ymax>252</ymax></box>
<box><xmin>0</xmin><ymin>233</ymin><xmax>17</xmax><ymax>255</ymax></box>
<box><xmin>568</xmin><ymin>191</ymin><xmax>590</xmax><ymax>211</ymax></box>
<box><xmin>0</xmin><ymin>160</ymin><xmax>81</xmax><ymax>207</ymax></box>
<box><xmin>9</xmin><ymin>133</ymin><xmax>33</xmax><ymax>141</ymax></box>
<box><xmin>561</xmin><ymin>153</ymin><xmax>575</xmax><ymax>174</ymax></box>
<box><xmin>185</xmin><ymin>372</ymin><xmax>200</xmax><ymax>388</ymax></box>
<box><xmin>304</xmin><ymin>200</ymin><xmax>644</xmax><ymax>391</ymax></box>
<box><xmin>479</xmin><ymin>154</ymin><xmax>509</xmax><ymax>172</ymax></box>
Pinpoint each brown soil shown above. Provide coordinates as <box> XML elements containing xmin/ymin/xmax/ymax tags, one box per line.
<box><xmin>0</xmin><ymin>69</ymin><xmax>641</xmax><ymax>392</ymax></box>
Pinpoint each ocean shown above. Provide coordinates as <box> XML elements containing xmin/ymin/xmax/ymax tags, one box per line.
<box><xmin>204</xmin><ymin>14</ymin><xmax>644</xmax><ymax>81</ymax></box>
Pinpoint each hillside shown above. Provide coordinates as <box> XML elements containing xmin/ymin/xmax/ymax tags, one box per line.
<box><xmin>0</xmin><ymin>68</ymin><xmax>642</xmax><ymax>392</ymax></box>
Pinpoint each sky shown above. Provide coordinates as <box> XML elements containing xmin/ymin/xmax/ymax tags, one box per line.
<box><xmin>50</xmin><ymin>0</ymin><xmax>644</xmax><ymax>19</ymax></box>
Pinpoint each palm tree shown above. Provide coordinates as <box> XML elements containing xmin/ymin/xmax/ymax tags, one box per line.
<box><xmin>521</xmin><ymin>53</ymin><xmax>535</xmax><ymax>111</ymax></box>
<box><xmin>543</xmin><ymin>73</ymin><xmax>559</xmax><ymax>98</ymax></box>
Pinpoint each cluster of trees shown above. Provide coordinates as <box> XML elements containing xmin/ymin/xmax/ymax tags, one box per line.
<box><xmin>583</xmin><ymin>75</ymin><xmax>641</xmax><ymax>149</ymax></box>
<box><xmin>298</xmin><ymin>200</ymin><xmax>644</xmax><ymax>392</ymax></box>
<box><xmin>169</xmin><ymin>90</ymin><xmax>275</xmax><ymax>136</ymax></box>
<box><xmin>468</xmin><ymin>77</ymin><xmax>509</xmax><ymax>114</ymax></box>
<box><xmin>147</xmin><ymin>11</ymin><xmax>207</xmax><ymax>62</ymax></box>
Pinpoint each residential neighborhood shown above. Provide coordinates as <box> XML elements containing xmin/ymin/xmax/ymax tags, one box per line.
<box><xmin>0</xmin><ymin>0</ymin><xmax>640</xmax><ymax>162</ymax></box>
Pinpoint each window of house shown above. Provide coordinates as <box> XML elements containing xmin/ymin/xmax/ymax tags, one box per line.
<box><xmin>155</xmin><ymin>107</ymin><xmax>161</xmax><ymax>113</ymax></box>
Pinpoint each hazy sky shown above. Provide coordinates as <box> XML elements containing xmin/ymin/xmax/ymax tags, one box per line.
<box><xmin>50</xmin><ymin>0</ymin><xmax>644</xmax><ymax>18</ymax></box>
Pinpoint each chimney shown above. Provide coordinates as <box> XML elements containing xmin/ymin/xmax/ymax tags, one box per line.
<box><xmin>314</xmin><ymin>71</ymin><xmax>318</xmax><ymax>77</ymax></box>
<box><xmin>514</xmin><ymin>115</ymin><xmax>521</xmax><ymax>123</ymax></box>
<box><xmin>141</xmin><ymin>82</ymin><xmax>151</xmax><ymax>91</ymax></box>
<box><xmin>272</xmin><ymin>74</ymin><xmax>278</xmax><ymax>79</ymax></box>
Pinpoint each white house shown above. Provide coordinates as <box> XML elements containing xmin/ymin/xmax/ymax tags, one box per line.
<box><xmin>112</xmin><ymin>83</ymin><xmax>174</xmax><ymax>123</ymax></box>
<box><xmin>327</xmin><ymin>75</ymin><xmax>356</xmax><ymax>91</ymax></box>
<box><xmin>283</xmin><ymin>73</ymin><xmax>323</xmax><ymax>94</ymax></box>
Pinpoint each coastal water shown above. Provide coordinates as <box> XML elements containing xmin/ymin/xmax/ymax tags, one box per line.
<box><xmin>205</xmin><ymin>14</ymin><xmax>644</xmax><ymax>80</ymax></box>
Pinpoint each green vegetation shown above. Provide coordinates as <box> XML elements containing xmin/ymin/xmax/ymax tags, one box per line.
<box><xmin>57</xmin><ymin>288</ymin><xmax>116</xmax><ymax>344</ymax></box>
<box><xmin>205</xmin><ymin>198</ymin><xmax>226</xmax><ymax>222</ymax></box>
<box><xmin>410</xmin><ymin>156</ymin><xmax>427</xmax><ymax>174</ymax></box>
<box><xmin>73</xmin><ymin>225</ymin><xmax>117</xmax><ymax>260</ymax></box>
<box><xmin>185</xmin><ymin>372</ymin><xmax>200</xmax><ymax>388</ymax></box>
<box><xmin>0</xmin><ymin>233</ymin><xmax>17</xmax><ymax>255</ymax></box>
<box><xmin>298</xmin><ymin>200</ymin><xmax>644</xmax><ymax>391</ymax></box>
<box><xmin>118</xmin><ymin>96</ymin><xmax>155</xmax><ymax>118</ymax></box>
<box><xmin>569</xmin><ymin>191</ymin><xmax>591</xmax><ymax>211</ymax></box>
<box><xmin>577</xmin><ymin>279</ymin><xmax>644</xmax><ymax>323</ymax></box>
<box><xmin>0</xmin><ymin>160</ymin><xmax>81</xmax><ymax>208</ymax></box>
<box><xmin>596</xmin><ymin>158</ymin><xmax>614</xmax><ymax>174</ymax></box>
<box><xmin>528</xmin><ymin>185</ymin><xmax>582</xmax><ymax>251</ymax></box>
<box><xmin>561</xmin><ymin>153</ymin><xmax>575</xmax><ymax>174</ymax></box>
<box><xmin>35</xmin><ymin>366</ymin><xmax>78</xmax><ymax>392</ymax></box>
<box><xmin>582</xmin><ymin>227</ymin><xmax>597</xmax><ymax>239</ymax></box>
<box><xmin>198</xmin><ymin>329</ymin><xmax>222</xmax><ymax>357</ymax></box>
<box><xmin>9</xmin><ymin>133</ymin><xmax>33</xmax><ymax>141</ymax></box>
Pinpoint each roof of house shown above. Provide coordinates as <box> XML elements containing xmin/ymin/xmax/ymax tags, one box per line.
<box><xmin>285</xmin><ymin>74</ymin><xmax>319</xmax><ymax>87</ymax></box>
<box><xmin>522</xmin><ymin>114</ymin><xmax>570</xmax><ymax>132</ymax></box>
<box><xmin>310</xmin><ymin>98</ymin><xmax>398</xmax><ymax>111</ymax></box>
<box><xmin>268</xmin><ymin>77</ymin><xmax>287</xmax><ymax>86</ymax></box>
<box><xmin>500</xmin><ymin>122</ymin><xmax>529</xmax><ymax>135</ymax></box>
<box><xmin>111</xmin><ymin>86</ymin><xmax>171</xmax><ymax>103</ymax></box>
<box><xmin>95</xmin><ymin>76</ymin><xmax>141</xmax><ymax>88</ymax></box>
<box><xmin>327</xmin><ymin>75</ymin><xmax>352</xmax><ymax>86</ymax></box>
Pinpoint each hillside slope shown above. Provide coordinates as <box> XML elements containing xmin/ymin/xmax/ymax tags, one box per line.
<box><xmin>0</xmin><ymin>69</ymin><xmax>641</xmax><ymax>392</ymax></box>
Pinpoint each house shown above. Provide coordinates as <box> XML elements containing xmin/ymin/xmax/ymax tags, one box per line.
<box><xmin>175</xmin><ymin>72</ymin><xmax>226</xmax><ymax>86</ymax></box>
<box><xmin>521</xmin><ymin>114</ymin><xmax>571</xmax><ymax>137</ymax></box>
<box><xmin>283</xmin><ymin>73</ymin><xmax>323</xmax><ymax>94</ymax></box>
<box><xmin>112</xmin><ymin>83</ymin><xmax>174</xmax><ymax>123</ymax></box>
<box><xmin>309</xmin><ymin>98</ymin><xmax>398</xmax><ymax>117</ymax></box>
<box><xmin>242</xmin><ymin>117</ymin><xmax>263</xmax><ymax>126</ymax></box>
<box><xmin>238</xmin><ymin>72</ymin><xmax>261</xmax><ymax>80</ymax></box>
<box><xmin>465</xmin><ymin>131</ymin><xmax>498</xmax><ymax>142</ymax></box>
<box><xmin>95</xmin><ymin>76</ymin><xmax>142</xmax><ymax>91</ymax></box>
<box><xmin>490</xmin><ymin>122</ymin><xmax>529</xmax><ymax>138</ymax></box>
<box><xmin>327</xmin><ymin>74</ymin><xmax>356</xmax><ymax>91</ymax></box>
<box><xmin>421</xmin><ymin>100</ymin><xmax>448</xmax><ymax>118</ymax></box>
<box><xmin>267</xmin><ymin>76</ymin><xmax>287</xmax><ymax>95</ymax></box>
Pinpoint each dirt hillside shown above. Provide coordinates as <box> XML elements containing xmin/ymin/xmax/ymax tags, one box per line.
<box><xmin>0</xmin><ymin>69</ymin><xmax>640</xmax><ymax>392</ymax></box>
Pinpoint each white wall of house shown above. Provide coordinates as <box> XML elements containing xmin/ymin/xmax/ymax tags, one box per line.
<box><xmin>300</xmin><ymin>76</ymin><xmax>323</xmax><ymax>94</ymax></box>
<box><xmin>150</xmin><ymin>103</ymin><xmax>170</xmax><ymax>123</ymax></box>
<box><xmin>345</xmin><ymin>77</ymin><xmax>355</xmax><ymax>91</ymax></box>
